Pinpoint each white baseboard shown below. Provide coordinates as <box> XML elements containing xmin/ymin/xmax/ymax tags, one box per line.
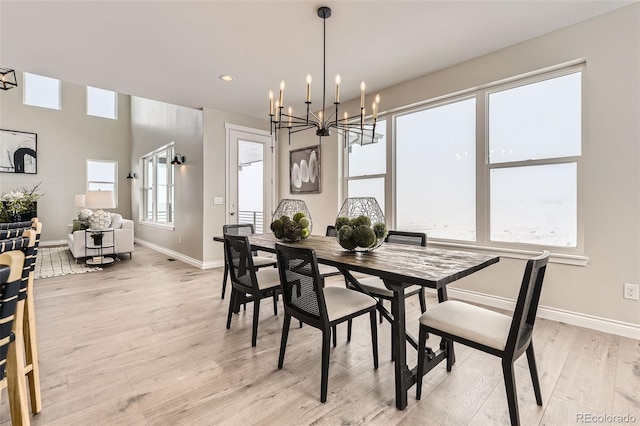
<box><xmin>41</xmin><ymin>239</ymin><xmax>67</xmax><ymax>247</ymax></box>
<box><xmin>447</xmin><ymin>287</ymin><xmax>640</xmax><ymax>340</ymax></box>
<box><xmin>134</xmin><ymin>238</ymin><xmax>205</xmax><ymax>269</ymax></box>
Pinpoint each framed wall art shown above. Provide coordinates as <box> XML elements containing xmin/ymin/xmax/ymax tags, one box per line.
<box><xmin>0</xmin><ymin>129</ymin><xmax>37</xmax><ymax>174</ymax></box>
<box><xmin>290</xmin><ymin>145</ymin><xmax>320</xmax><ymax>194</ymax></box>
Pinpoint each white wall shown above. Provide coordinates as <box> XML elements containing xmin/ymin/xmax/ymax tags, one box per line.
<box><xmin>277</xmin><ymin>4</ymin><xmax>640</xmax><ymax>326</ymax></box>
<box><xmin>0</xmin><ymin>73</ymin><xmax>132</xmax><ymax>242</ymax></box>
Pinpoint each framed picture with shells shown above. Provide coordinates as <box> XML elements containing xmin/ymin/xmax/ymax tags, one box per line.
<box><xmin>289</xmin><ymin>145</ymin><xmax>320</xmax><ymax>194</ymax></box>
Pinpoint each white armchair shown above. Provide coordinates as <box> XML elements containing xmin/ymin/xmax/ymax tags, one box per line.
<box><xmin>67</xmin><ymin>213</ymin><xmax>134</xmax><ymax>260</ymax></box>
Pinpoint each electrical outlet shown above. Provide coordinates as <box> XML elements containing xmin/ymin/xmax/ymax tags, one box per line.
<box><xmin>623</xmin><ymin>283</ymin><xmax>639</xmax><ymax>301</ymax></box>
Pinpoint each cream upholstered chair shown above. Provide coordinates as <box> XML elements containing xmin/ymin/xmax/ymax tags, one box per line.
<box><xmin>275</xmin><ymin>243</ymin><xmax>378</xmax><ymax>403</ymax></box>
<box><xmin>224</xmin><ymin>234</ymin><xmax>281</xmax><ymax>347</ymax></box>
<box><xmin>416</xmin><ymin>251</ymin><xmax>550</xmax><ymax>426</ymax></box>
<box><xmin>221</xmin><ymin>224</ymin><xmax>277</xmax><ymax>299</ymax></box>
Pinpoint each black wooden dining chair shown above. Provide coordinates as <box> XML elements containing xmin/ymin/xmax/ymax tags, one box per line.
<box><xmin>224</xmin><ymin>234</ymin><xmax>281</xmax><ymax>347</ymax></box>
<box><xmin>346</xmin><ymin>230</ymin><xmax>427</xmax><ymax>357</ymax></box>
<box><xmin>416</xmin><ymin>251</ymin><xmax>550</xmax><ymax>426</ymax></box>
<box><xmin>221</xmin><ymin>224</ymin><xmax>277</xmax><ymax>299</ymax></box>
<box><xmin>275</xmin><ymin>243</ymin><xmax>378</xmax><ymax>403</ymax></box>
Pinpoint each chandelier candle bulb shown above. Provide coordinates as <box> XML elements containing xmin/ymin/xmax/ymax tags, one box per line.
<box><xmin>288</xmin><ymin>106</ymin><xmax>293</xmax><ymax>128</ymax></box>
<box><xmin>279</xmin><ymin>80</ymin><xmax>285</xmax><ymax>107</ymax></box>
<box><xmin>275</xmin><ymin>100</ymin><xmax>280</xmax><ymax>122</ymax></box>
<box><xmin>269</xmin><ymin>91</ymin><xmax>274</xmax><ymax>116</ymax></box>
<box><xmin>372</xmin><ymin>102</ymin><xmax>378</xmax><ymax>120</ymax></box>
<box><xmin>375</xmin><ymin>93</ymin><xmax>380</xmax><ymax>105</ymax></box>
<box><xmin>335</xmin><ymin>74</ymin><xmax>341</xmax><ymax>103</ymax></box>
<box><xmin>306</xmin><ymin>74</ymin><xmax>312</xmax><ymax>102</ymax></box>
<box><xmin>360</xmin><ymin>81</ymin><xmax>366</xmax><ymax>108</ymax></box>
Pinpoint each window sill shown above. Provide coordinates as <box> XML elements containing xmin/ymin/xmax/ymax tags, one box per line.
<box><xmin>428</xmin><ymin>240</ymin><xmax>588</xmax><ymax>266</ymax></box>
<box><xmin>138</xmin><ymin>221</ymin><xmax>175</xmax><ymax>231</ymax></box>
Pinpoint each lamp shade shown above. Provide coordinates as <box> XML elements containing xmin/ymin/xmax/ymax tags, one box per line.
<box><xmin>84</xmin><ymin>190</ymin><xmax>116</xmax><ymax>209</ymax></box>
<box><xmin>74</xmin><ymin>194</ymin><xmax>86</xmax><ymax>207</ymax></box>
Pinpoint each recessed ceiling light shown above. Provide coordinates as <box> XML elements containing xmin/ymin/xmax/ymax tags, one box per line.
<box><xmin>219</xmin><ymin>75</ymin><xmax>234</xmax><ymax>82</ymax></box>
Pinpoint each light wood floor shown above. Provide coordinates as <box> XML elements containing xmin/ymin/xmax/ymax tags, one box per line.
<box><xmin>2</xmin><ymin>244</ymin><xmax>638</xmax><ymax>425</ymax></box>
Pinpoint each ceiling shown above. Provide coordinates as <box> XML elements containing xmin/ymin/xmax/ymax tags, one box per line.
<box><xmin>0</xmin><ymin>1</ymin><xmax>634</xmax><ymax>120</ymax></box>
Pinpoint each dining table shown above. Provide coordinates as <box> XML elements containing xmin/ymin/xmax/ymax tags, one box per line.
<box><xmin>214</xmin><ymin>233</ymin><xmax>499</xmax><ymax>409</ymax></box>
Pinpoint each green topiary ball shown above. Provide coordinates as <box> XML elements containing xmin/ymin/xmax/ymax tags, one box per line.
<box><xmin>352</xmin><ymin>225</ymin><xmax>376</xmax><ymax>248</ymax></box>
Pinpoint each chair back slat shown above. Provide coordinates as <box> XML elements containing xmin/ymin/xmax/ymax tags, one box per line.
<box><xmin>385</xmin><ymin>230</ymin><xmax>427</xmax><ymax>247</ymax></box>
<box><xmin>325</xmin><ymin>226</ymin><xmax>337</xmax><ymax>237</ymax></box>
<box><xmin>0</xmin><ymin>250</ymin><xmax>26</xmax><ymax>380</ymax></box>
<box><xmin>223</xmin><ymin>223</ymin><xmax>256</xmax><ymax>236</ymax></box>
<box><xmin>506</xmin><ymin>251</ymin><xmax>550</xmax><ymax>355</ymax></box>
<box><xmin>224</xmin><ymin>234</ymin><xmax>258</xmax><ymax>293</ymax></box>
<box><xmin>0</xmin><ymin>221</ymin><xmax>34</xmax><ymax>230</ymax></box>
<box><xmin>276</xmin><ymin>243</ymin><xmax>327</xmax><ymax>326</ymax></box>
<box><xmin>0</xmin><ymin>232</ymin><xmax>37</xmax><ymax>301</ymax></box>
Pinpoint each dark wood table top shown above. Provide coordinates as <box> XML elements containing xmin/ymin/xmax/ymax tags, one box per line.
<box><xmin>215</xmin><ymin>234</ymin><xmax>499</xmax><ymax>289</ymax></box>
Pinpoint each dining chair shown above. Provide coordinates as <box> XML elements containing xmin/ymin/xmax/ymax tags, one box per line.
<box><xmin>275</xmin><ymin>243</ymin><xmax>378</xmax><ymax>403</ymax></box>
<box><xmin>416</xmin><ymin>251</ymin><xmax>550</xmax><ymax>426</ymax></box>
<box><xmin>224</xmin><ymin>234</ymin><xmax>281</xmax><ymax>347</ymax></box>
<box><xmin>347</xmin><ymin>230</ymin><xmax>427</xmax><ymax>357</ymax></box>
<box><xmin>0</xmin><ymin>249</ymin><xmax>30</xmax><ymax>425</ymax></box>
<box><xmin>221</xmin><ymin>224</ymin><xmax>277</xmax><ymax>299</ymax></box>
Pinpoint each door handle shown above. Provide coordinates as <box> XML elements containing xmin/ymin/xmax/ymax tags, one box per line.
<box><xmin>230</xmin><ymin>212</ymin><xmax>235</xmax><ymax>216</ymax></box>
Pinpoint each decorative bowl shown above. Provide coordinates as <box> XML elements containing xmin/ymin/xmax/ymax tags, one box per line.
<box><xmin>334</xmin><ymin>197</ymin><xmax>387</xmax><ymax>253</ymax></box>
<box><xmin>271</xmin><ymin>199</ymin><xmax>312</xmax><ymax>242</ymax></box>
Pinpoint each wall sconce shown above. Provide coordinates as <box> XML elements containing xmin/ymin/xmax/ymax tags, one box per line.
<box><xmin>0</xmin><ymin>68</ymin><xmax>18</xmax><ymax>90</ymax></box>
<box><xmin>171</xmin><ymin>154</ymin><xmax>186</xmax><ymax>165</ymax></box>
<box><xmin>126</xmin><ymin>172</ymin><xmax>137</xmax><ymax>179</ymax></box>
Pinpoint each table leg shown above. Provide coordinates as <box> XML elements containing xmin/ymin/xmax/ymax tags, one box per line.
<box><xmin>385</xmin><ymin>279</ymin><xmax>409</xmax><ymax>410</ymax></box>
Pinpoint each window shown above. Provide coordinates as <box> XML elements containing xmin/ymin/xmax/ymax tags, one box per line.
<box><xmin>488</xmin><ymin>72</ymin><xmax>581</xmax><ymax>247</ymax></box>
<box><xmin>87</xmin><ymin>159</ymin><xmax>117</xmax><ymax>203</ymax></box>
<box><xmin>396</xmin><ymin>99</ymin><xmax>476</xmax><ymax>241</ymax></box>
<box><xmin>24</xmin><ymin>72</ymin><xmax>60</xmax><ymax>110</ymax></box>
<box><xmin>142</xmin><ymin>144</ymin><xmax>175</xmax><ymax>225</ymax></box>
<box><xmin>345</xmin><ymin>65</ymin><xmax>583</xmax><ymax>253</ymax></box>
<box><xmin>345</xmin><ymin>120</ymin><xmax>387</xmax><ymax>213</ymax></box>
<box><xmin>87</xmin><ymin>86</ymin><xmax>117</xmax><ymax>119</ymax></box>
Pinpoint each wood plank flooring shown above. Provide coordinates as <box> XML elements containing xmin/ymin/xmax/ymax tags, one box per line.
<box><xmin>1</xmin><ymin>244</ymin><xmax>638</xmax><ymax>425</ymax></box>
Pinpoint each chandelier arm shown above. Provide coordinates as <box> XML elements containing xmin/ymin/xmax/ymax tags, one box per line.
<box><xmin>289</xmin><ymin>125</ymin><xmax>320</xmax><ymax>135</ymax></box>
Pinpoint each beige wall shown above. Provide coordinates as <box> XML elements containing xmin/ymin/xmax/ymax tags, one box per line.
<box><xmin>130</xmin><ymin>97</ymin><xmax>204</xmax><ymax>261</ymax></box>
<box><xmin>277</xmin><ymin>4</ymin><xmax>640</xmax><ymax>325</ymax></box>
<box><xmin>0</xmin><ymin>74</ymin><xmax>132</xmax><ymax>242</ymax></box>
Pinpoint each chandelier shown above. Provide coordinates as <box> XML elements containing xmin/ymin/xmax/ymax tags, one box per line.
<box><xmin>268</xmin><ymin>6</ymin><xmax>380</xmax><ymax>146</ymax></box>
<box><xmin>0</xmin><ymin>68</ymin><xmax>18</xmax><ymax>90</ymax></box>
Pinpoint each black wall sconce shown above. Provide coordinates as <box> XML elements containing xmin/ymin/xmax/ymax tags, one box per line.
<box><xmin>0</xmin><ymin>68</ymin><xmax>18</xmax><ymax>90</ymax></box>
<box><xmin>126</xmin><ymin>172</ymin><xmax>137</xmax><ymax>179</ymax></box>
<box><xmin>171</xmin><ymin>153</ymin><xmax>186</xmax><ymax>165</ymax></box>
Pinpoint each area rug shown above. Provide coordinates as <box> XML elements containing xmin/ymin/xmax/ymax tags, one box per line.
<box><xmin>34</xmin><ymin>247</ymin><xmax>102</xmax><ymax>279</ymax></box>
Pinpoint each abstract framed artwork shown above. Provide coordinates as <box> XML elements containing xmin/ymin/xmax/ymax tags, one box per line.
<box><xmin>0</xmin><ymin>129</ymin><xmax>37</xmax><ymax>174</ymax></box>
<box><xmin>290</xmin><ymin>145</ymin><xmax>320</xmax><ymax>194</ymax></box>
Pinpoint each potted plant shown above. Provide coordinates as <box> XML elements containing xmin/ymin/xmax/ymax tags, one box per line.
<box><xmin>90</xmin><ymin>231</ymin><xmax>104</xmax><ymax>246</ymax></box>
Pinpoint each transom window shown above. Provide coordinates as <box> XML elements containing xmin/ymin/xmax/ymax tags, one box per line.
<box><xmin>87</xmin><ymin>86</ymin><xmax>117</xmax><ymax>119</ymax></box>
<box><xmin>141</xmin><ymin>144</ymin><xmax>175</xmax><ymax>226</ymax></box>
<box><xmin>345</xmin><ymin>65</ymin><xmax>583</xmax><ymax>253</ymax></box>
<box><xmin>23</xmin><ymin>72</ymin><xmax>60</xmax><ymax>110</ymax></box>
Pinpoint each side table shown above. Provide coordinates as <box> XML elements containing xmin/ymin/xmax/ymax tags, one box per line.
<box><xmin>85</xmin><ymin>228</ymin><xmax>115</xmax><ymax>266</ymax></box>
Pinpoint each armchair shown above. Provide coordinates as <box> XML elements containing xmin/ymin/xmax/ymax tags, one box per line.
<box><xmin>67</xmin><ymin>213</ymin><xmax>134</xmax><ymax>260</ymax></box>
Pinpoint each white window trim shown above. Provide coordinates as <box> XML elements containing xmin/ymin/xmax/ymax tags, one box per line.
<box><xmin>140</xmin><ymin>143</ymin><xmax>175</xmax><ymax>228</ymax></box>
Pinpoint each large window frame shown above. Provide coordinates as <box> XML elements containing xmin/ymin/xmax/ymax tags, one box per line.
<box><xmin>141</xmin><ymin>143</ymin><xmax>175</xmax><ymax>228</ymax></box>
<box><xmin>343</xmin><ymin>63</ymin><xmax>585</xmax><ymax>264</ymax></box>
